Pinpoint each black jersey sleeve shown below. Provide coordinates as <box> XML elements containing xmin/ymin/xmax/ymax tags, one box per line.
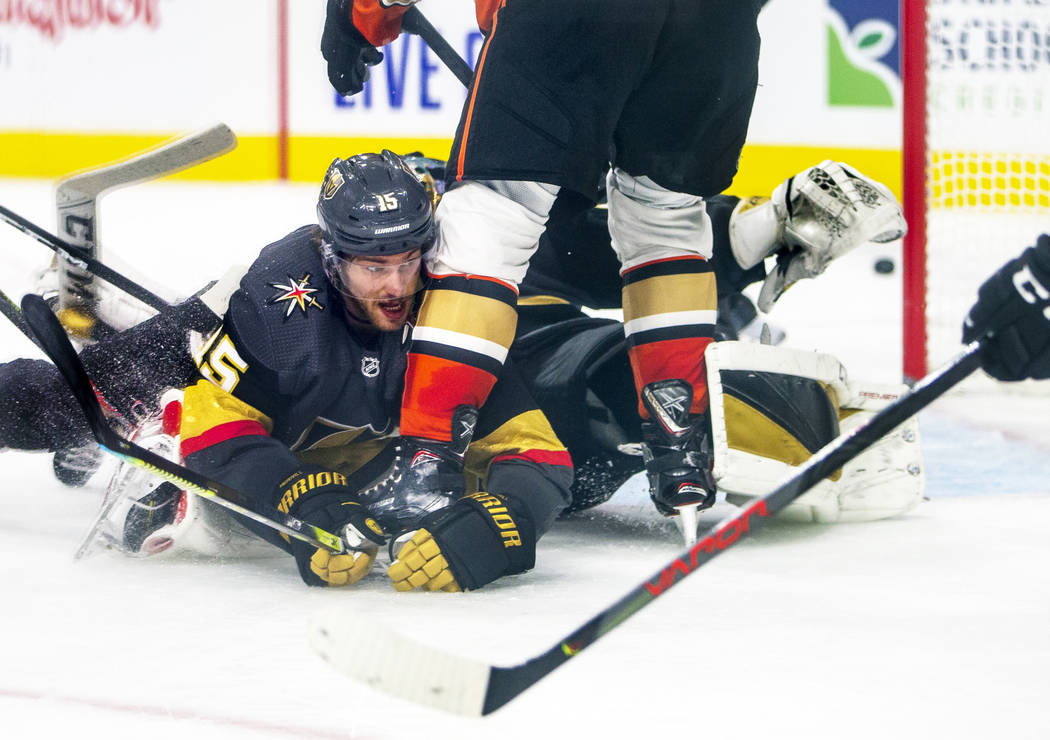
<box><xmin>464</xmin><ymin>359</ymin><xmax>573</xmax><ymax>537</ymax></box>
<box><xmin>179</xmin><ymin>312</ymin><xmax>303</xmax><ymax>532</ymax></box>
<box><xmin>180</xmin><ymin>227</ymin><xmax>334</xmax><ymax>526</ymax></box>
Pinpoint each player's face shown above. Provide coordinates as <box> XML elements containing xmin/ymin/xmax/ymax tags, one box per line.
<box><xmin>339</xmin><ymin>249</ymin><xmax>423</xmax><ymax>331</ymax></box>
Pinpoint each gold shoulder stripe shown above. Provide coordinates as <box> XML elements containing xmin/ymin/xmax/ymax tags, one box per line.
<box><xmin>181</xmin><ymin>379</ymin><xmax>273</xmax><ymax>441</ymax></box>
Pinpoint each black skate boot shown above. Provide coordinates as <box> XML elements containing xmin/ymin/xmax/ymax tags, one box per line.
<box><xmin>52</xmin><ymin>443</ymin><xmax>104</xmax><ymax>487</ymax></box>
<box><xmin>640</xmin><ymin>379</ymin><xmax>716</xmax><ymax>519</ymax></box>
<box><xmin>122</xmin><ymin>481</ymin><xmax>186</xmax><ymax>554</ymax></box>
<box><xmin>360</xmin><ymin>405</ymin><xmax>478</xmax><ymax>534</ymax></box>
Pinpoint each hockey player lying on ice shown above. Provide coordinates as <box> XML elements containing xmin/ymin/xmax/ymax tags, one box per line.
<box><xmin>0</xmin><ymin>153</ymin><xmax>916</xmax><ymax>589</ymax></box>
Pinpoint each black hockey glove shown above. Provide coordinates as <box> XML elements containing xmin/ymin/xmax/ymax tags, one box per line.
<box><xmin>387</xmin><ymin>492</ymin><xmax>536</xmax><ymax>592</ymax></box>
<box><xmin>962</xmin><ymin>234</ymin><xmax>1050</xmax><ymax>381</ymax></box>
<box><xmin>275</xmin><ymin>467</ymin><xmax>386</xmax><ymax>587</ymax></box>
<box><xmin>321</xmin><ymin>0</ymin><xmax>384</xmax><ymax>96</ymax></box>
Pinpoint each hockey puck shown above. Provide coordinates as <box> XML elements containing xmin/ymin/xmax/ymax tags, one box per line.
<box><xmin>874</xmin><ymin>258</ymin><xmax>895</xmax><ymax>275</ymax></box>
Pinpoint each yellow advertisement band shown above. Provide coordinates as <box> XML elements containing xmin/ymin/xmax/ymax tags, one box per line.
<box><xmin>0</xmin><ymin>132</ymin><xmax>903</xmax><ymax>201</ymax></box>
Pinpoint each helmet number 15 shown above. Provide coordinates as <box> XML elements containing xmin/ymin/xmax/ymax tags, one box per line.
<box><xmin>375</xmin><ymin>193</ymin><xmax>400</xmax><ymax>212</ymax></box>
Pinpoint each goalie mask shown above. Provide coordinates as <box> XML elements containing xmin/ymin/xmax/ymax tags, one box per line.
<box><xmin>401</xmin><ymin>152</ymin><xmax>446</xmax><ymax>207</ymax></box>
<box><xmin>318</xmin><ymin>150</ymin><xmax>436</xmax><ymax>309</ymax></box>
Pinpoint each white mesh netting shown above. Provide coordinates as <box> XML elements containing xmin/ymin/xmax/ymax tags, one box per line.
<box><xmin>922</xmin><ymin>0</ymin><xmax>1050</xmax><ymax>394</ymax></box>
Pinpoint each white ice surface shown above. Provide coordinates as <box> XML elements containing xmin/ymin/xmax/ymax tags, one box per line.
<box><xmin>1</xmin><ymin>178</ymin><xmax>1049</xmax><ymax>740</ymax></box>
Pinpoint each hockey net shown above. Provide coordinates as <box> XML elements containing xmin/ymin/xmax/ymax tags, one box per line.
<box><xmin>902</xmin><ymin>0</ymin><xmax>1050</xmax><ymax>395</ymax></box>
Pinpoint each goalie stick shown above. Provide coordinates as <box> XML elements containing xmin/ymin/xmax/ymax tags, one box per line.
<box><xmin>309</xmin><ymin>342</ymin><xmax>984</xmax><ymax>716</ymax></box>
<box><xmin>18</xmin><ymin>293</ymin><xmax>346</xmax><ymax>555</ymax></box>
<box><xmin>55</xmin><ymin>123</ymin><xmax>236</xmax><ymax>317</ymax></box>
<box><xmin>0</xmin><ymin>203</ymin><xmax>168</xmax><ymax>313</ymax></box>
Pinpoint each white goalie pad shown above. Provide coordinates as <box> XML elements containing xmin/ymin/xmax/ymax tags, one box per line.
<box><xmin>705</xmin><ymin>342</ymin><xmax>924</xmax><ymax>524</ymax></box>
<box><xmin>77</xmin><ymin>391</ymin><xmax>274</xmax><ymax>560</ymax></box>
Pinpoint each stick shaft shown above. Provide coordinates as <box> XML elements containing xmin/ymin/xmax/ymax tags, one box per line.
<box><xmin>481</xmin><ymin>343</ymin><xmax>982</xmax><ymax>712</ymax></box>
<box><xmin>402</xmin><ymin>6</ymin><xmax>474</xmax><ymax>87</ymax></box>
<box><xmin>0</xmin><ymin>203</ymin><xmax>169</xmax><ymax>312</ymax></box>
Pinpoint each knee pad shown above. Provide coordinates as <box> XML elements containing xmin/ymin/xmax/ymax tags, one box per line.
<box><xmin>427</xmin><ymin>180</ymin><xmax>559</xmax><ymax>286</ymax></box>
<box><xmin>606</xmin><ymin>167</ymin><xmax>713</xmax><ymax>270</ymax></box>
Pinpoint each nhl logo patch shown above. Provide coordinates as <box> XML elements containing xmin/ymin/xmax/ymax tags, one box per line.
<box><xmin>269</xmin><ymin>274</ymin><xmax>324</xmax><ymax>317</ymax></box>
<box><xmin>361</xmin><ymin>355</ymin><xmax>380</xmax><ymax>378</ymax></box>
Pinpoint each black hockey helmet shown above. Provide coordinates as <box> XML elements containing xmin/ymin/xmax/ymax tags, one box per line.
<box><xmin>316</xmin><ymin>150</ymin><xmax>436</xmax><ymax>258</ymax></box>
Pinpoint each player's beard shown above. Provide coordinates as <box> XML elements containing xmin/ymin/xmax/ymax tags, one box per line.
<box><xmin>342</xmin><ymin>277</ymin><xmax>422</xmax><ymax>332</ymax></box>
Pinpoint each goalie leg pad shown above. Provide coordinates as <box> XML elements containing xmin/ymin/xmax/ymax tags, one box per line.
<box><xmin>706</xmin><ymin>342</ymin><xmax>924</xmax><ymax>524</ymax></box>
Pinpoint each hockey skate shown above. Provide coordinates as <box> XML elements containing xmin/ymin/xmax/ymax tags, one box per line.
<box><xmin>119</xmin><ymin>481</ymin><xmax>187</xmax><ymax>555</ymax></box>
<box><xmin>76</xmin><ymin>391</ymin><xmax>271</xmax><ymax>559</ymax></box>
<box><xmin>640</xmin><ymin>379</ymin><xmax>717</xmax><ymax>546</ymax></box>
<box><xmin>359</xmin><ymin>406</ymin><xmax>478</xmax><ymax>535</ymax></box>
<box><xmin>75</xmin><ymin>400</ymin><xmax>185</xmax><ymax>558</ymax></box>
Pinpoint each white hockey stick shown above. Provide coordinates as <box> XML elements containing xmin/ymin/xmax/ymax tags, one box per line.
<box><xmin>310</xmin><ymin>342</ymin><xmax>983</xmax><ymax>716</ymax></box>
<box><xmin>55</xmin><ymin>123</ymin><xmax>237</xmax><ymax>313</ymax></box>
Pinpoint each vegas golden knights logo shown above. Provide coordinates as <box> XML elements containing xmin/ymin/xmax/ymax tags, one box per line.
<box><xmin>322</xmin><ymin>170</ymin><xmax>345</xmax><ymax>200</ymax></box>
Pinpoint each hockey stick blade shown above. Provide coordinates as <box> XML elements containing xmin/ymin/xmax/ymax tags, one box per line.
<box><xmin>0</xmin><ymin>203</ymin><xmax>168</xmax><ymax>312</ymax></box>
<box><xmin>19</xmin><ymin>294</ymin><xmax>345</xmax><ymax>554</ymax></box>
<box><xmin>56</xmin><ymin>123</ymin><xmax>236</xmax><ymax>205</ymax></box>
<box><xmin>51</xmin><ymin>123</ymin><xmax>235</xmax><ymax>327</ymax></box>
<box><xmin>310</xmin><ymin>342</ymin><xmax>983</xmax><ymax>716</ymax></box>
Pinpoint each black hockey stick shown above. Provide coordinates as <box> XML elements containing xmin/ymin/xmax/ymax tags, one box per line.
<box><xmin>0</xmin><ymin>204</ymin><xmax>169</xmax><ymax>312</ymax></box>
<box><xmin>0</xmin><ymin>287</ymin><xmax>40</xmax><ymax>348</ymax></box>
<box><xmin>402</xmin><ymin>6</ymin><xmax>474</xmax><ymax>87</ymax></box>
<box><xmin>310</xmin><ymin>342</ymin><xmax>984</xmax><ymax>716</ymax></box>
<box><xmin>19</xmin><ymin>293</ymin><xmax>346</xmax><ymax>554</ymax></box>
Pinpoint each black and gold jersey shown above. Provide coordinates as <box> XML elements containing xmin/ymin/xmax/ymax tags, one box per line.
<box><xmin>180</xmin><ymin>225</ymin><xmax>571</xmax><ymax>549</ymax></box>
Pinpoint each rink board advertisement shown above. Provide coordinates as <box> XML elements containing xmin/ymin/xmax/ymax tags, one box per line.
<box><xmin>0</xmin><ymin>0</ymin><xmax>902</xmax><ymax>196</ymax></box>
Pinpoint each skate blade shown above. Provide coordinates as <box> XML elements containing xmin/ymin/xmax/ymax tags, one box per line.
<box><xmin>673</xmin><ymin>503</ymin><xmax>701</xmax><ymax>548</ymax></box>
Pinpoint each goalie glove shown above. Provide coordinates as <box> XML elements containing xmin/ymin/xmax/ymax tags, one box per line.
<box><xmin>962</xmin><ymin>234</ymin><xmax>1050</xmax><ymax>381</ymax></box>
<box><xmin>729</xmin><ymin>161</ymin><xmax>906</xmax><ymax>312</ymax></box>
<box><xmin>387</xmin><ymin>492</ymin><xmax>536</xmax><ymax>592</ymax></box>
<box><xmin>275</xmin><ymin>468</ymin><xmax>387</xmax><ymax>587</ymax></box>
